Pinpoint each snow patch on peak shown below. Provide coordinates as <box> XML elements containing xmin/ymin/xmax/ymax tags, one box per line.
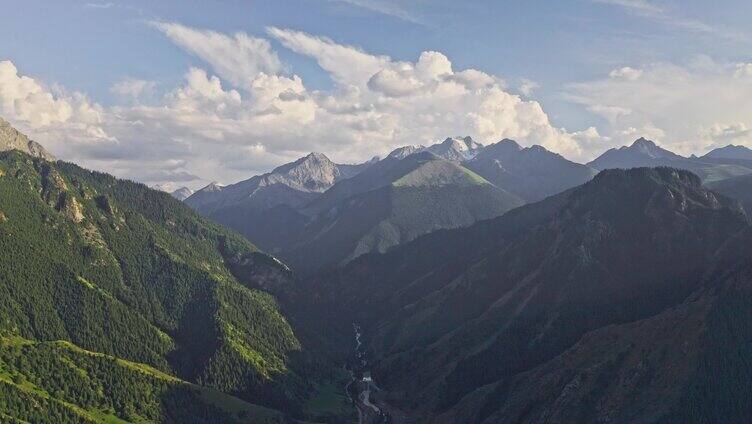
<box><xmin>428</xmin><ymin>136</ymin><xmax>483</xmax><ymax>161</ymax></box>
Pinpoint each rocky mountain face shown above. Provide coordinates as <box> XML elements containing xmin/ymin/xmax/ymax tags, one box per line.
<box><xmin>185</xmin><ymin>136</ymin><xmax>596</xmax><ymax>274</ymax></box>
<box><xmin>384</xmin><ymin>136</ymin><xmax>482</xmax><ymax>162</ymax></box>
<box><xmin>170</xmin><ymin>186</ymin><xmax>194</xmax><ymax>200</ymax></box>
<box><xmin>187</xmin><ymin>152</ymin><xmax>345</xmax><ymax>214</ymax></box>
<box><xmin>0</xmin><ymin>117</ymin><xmax>55</xmax><ymax>160</ymax></box>
<box><xmin>308</xmin><ymin>167</ymin><xmax>750</xmax><ymax>423</ymax></box>
<box><xmin>465</xmin><ymin>139</ymin><xmax>598</xmax><ymax>202</ymax></box>
<box><xmin>185</xmin><ymin>152</ymin><xmax>374</xmax><ymax>253</ymax></box>
<box><xmin>426</xmin><ymin>136</ymin><xmax>484</xmax><ymax>162</ymax></box>
<box><xmin>387</xmin><ymin>144</ymin><xmax>425</xmax><ymax>160</ymax></box>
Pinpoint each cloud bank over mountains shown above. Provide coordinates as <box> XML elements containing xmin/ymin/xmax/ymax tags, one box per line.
<box><xmin>567</xmin><ymin>57</ymin><xmax>752</xmax><ymax>155</ymax></box>
<box><xmin>1</xmin><ymin>22</ymin><xmax>751</xmax><ymax>188</ymax></box>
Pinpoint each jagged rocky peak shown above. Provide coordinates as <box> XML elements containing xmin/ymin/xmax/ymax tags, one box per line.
<box><xmin>426</xmin><ymin>136</ymin><xmax>483</xmax><ymax>161</ymax></box>
<box><xmin>438</xmin><ymin>135</ymin><xmax>483</xmax><ymax>152</ymax></box>
<box><xmin>0</xmin><ymin>117</ymin><xmax>55</xmax><ymax>160</ymax></box>
<box><xmin>386</xmin><ymin>136</ymin><xmax>484</xmax><ymax>162</ymax></box>
<box><xmin>631</xmin><ymin>137</ymin><xmax>662</xmax><ymax>155</ymax></box>
<box><xmin>199</xmin><ymin>182</ymin><xmax>224</xmax><ymax>193</ymax></box>
<box><xmin>272</xmin><ymin>152</ymin><xmax>334</xmax><ymax>172</ymax></box>
<box><xmin>387</xmin><ymin>145</ymin><xmax>426</xmax><ymax>160</ymax></box>
<box><xmin>267</xmin><ymin>151</ymin><xmax>342</xmax><ymax>192</ymax></box>
<box><xmin>619</xmin><ymin>137</ymin><xmax>683</xmax><ymax>160</ymax></box>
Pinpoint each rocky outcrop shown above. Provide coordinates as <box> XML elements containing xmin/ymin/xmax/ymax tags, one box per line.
<box><xmin>0</xmin><ymin>117</ymin><xmax>55</xmax><ymax>161</ymax></box>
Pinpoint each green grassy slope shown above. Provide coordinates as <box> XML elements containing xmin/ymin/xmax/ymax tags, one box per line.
<box><xmin>0</xmin><ymin>336</ymin><xmax>296</xmax><ymax>423</ymax></box>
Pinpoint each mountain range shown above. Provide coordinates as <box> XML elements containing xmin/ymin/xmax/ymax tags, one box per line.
<box><xmin>187</xmin><ymin>136</ymin><xmax>599</xmax><ymax>274</ymax></box>
<box><xmin>283</xmin><ymin>151</ymin><xmax>523</xmax><ymax>273</ymax></box>
<box><xmin>308</xmin><ymin>167</ymin><xmax>752</xmax><ymax>422</ymax></box>
<box><xmin>184</xmin><ymin>135</ymin><xmax>752</xmax><ymax>275</ymax></box>
<box><xmin>465</xmin><ymin>138</ymin><xmax>598</xmax><ymax>202</ymax></box>
<box><xmin>588</xmin><ymin>137</ymin><xmax>752</xmax><ymax>182</ymax></box>
<box><xmin>6</xmin><ymin>114</ymin><xmax>752</xmax><ymax>423</ymax></box>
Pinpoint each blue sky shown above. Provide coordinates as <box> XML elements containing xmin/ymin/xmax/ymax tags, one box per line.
<box><xmin>1</xmin><ymin>0</ymin><xmax>752</xmax><ymax>188</ymax></box>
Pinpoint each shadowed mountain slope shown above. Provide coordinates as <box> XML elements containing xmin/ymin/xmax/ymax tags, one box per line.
<box><xmin>308</xmin><ymin>167</ymin><xmax>750</xmax><ymax>423</ymax></box>
<box><xmin>465</xmin><ymin>138</ymin><xmax>598</xmax><ymax>202</ymax></box>
<box><xmin>284</xmin><ymin>152</ymin><xmax>524</xmax><ymax>274</ymax></box>
<box><xmin>703</xmin><ymin>144</ymin><xmax>752</xmax><ymax>160</ymax></box>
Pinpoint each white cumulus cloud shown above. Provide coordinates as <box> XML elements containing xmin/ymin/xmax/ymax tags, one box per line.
<box><xmin>568</xmin><ymin>58</ymin><xmax>752</xmax><ymax>156</ymax></box>
<box><xmin>0</xmin><ymin>25</ymin><xmax>595</xmax><ymax>188</ymax></box>
<box><xmin>154</xmin><ymin>22</ymin><xmax>283</xmax><ymax>89</ymax></box>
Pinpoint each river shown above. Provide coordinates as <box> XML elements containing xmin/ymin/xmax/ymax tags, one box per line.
<box><xmin>347</xmin><ymin>323</ymin><xmax>389</xmax><ymax>424</ymax></box>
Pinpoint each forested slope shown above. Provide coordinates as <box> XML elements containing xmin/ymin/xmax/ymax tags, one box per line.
<box><xmin>0</xmin><ymin>150</ymin><xmax>326</xmax><ymax>422</ymax></box>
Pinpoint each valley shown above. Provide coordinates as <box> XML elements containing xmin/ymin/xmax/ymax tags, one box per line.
<box><xmin>6</xmin><ymin>4</ymin><xmax>752</xmax><ymax>422</ymax></box>
<box><xmin>3</xmin><ymin>117</ymin><xmax>752</xmax><ymax>423</ymax></box>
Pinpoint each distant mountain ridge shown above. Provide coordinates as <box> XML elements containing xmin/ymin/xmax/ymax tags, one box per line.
<box><xmin>588</xmin><ymin>137</ymin><xmax>686</xmax><ymax>170</ymax></box>
<box><xmin>136</xmin><ymin>135</ymin><xmax>752</xmax><ymax>277</ymax></box>
<box><xmin>703</xmin><ymin>144</ymin><xmax>752</xmax><ymax>160</ymax></box>
<box><xmin>283</xmin><ymin>151</ymin><xmax>524</xmax><ymax>273</ymax></box>
<box><xmin>466</xmin><ymin>138</ymin><xmax>598</xmax><ymax>202</ymax></box>
<box><xmin>188</xmin><ymin>148</ymin><xmax>526</xmax><ymax>274</ymax></box>
<box><xmin>187</xmin><ymin>152</ymin><xmax>349</xmax><ymax>214</ymax></box>
<box><xmin>588</xmin><ymin>137</ymin><xmax>752</xmax><ymax>182</ymax></box>
<box><xmin>185</xmin><ymin>136</ymin><xmax>599</xmax><ymax>273</ymax></box>
<box><xmin>184</xmin><ymin>133</ymin><xmax>752</xmax><ymax>276</ymax></box>
<box><xmin>385</xmin><ymin>136</ymin><xmax>482</xmax><ymax>162</ymax></box>
<box><xmin>185</xmin><ymin>152</ymin><xmax>379</xmax><ymax>255</ymax></box>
